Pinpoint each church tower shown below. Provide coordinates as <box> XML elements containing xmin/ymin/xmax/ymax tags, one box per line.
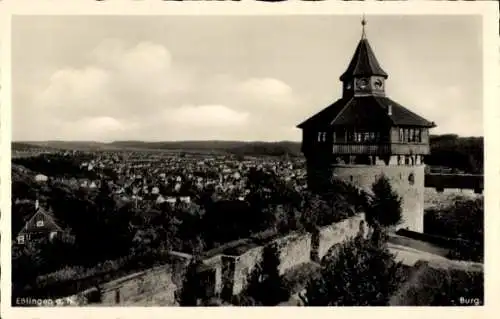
<box><xmin>297</xmin><ymin>18</ymin><xmax>436</xmax><ymax>232</ymax></box>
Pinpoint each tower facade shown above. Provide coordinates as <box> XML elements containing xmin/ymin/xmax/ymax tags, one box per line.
<box><xmin>297</xmin><ymin>19</ymin><xmax>436</xmax><ymax>232</ymax></box>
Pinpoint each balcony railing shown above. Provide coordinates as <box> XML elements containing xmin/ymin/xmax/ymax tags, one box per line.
<box><xmin>331</xmin><ymin>143</ymin><xmax>430</xmax><ymax>155</ymax></box>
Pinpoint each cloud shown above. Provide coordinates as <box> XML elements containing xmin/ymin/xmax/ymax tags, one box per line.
<box><xmin>168</xmin><ymin>105</ymin><xmax>249</xmax><ymax>127</ymax></box>
<box><xmin>22</xmin><ymin>39</ymin><xmax>301</xmax><ymax>141</ymax></box>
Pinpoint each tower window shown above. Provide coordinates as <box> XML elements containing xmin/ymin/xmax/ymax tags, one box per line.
<box><xmin>317</xmin><ymin>132</ymin><xmax>327</xmax><ymax>142</ymax></box>
<box><xmin>346</xmin><ymin>129</ymin><xmax>379</xmax><ymax>143</ymax></box>
<box><xmin>408</xmin><ymin>173</ymin><xmax>415</xmax><ymax>185</ymax></box>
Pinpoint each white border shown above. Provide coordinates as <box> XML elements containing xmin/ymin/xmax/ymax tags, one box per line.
<box><xmin>1</xmin><ymin>1</ymin><xmax>499</xmax><ymax>319</ymax></box>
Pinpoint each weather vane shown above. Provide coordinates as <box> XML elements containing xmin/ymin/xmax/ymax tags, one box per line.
<box><xmin>361</xmin><ymin>14</ymin><xmax>367</xmax><ymax>39</ymax></box>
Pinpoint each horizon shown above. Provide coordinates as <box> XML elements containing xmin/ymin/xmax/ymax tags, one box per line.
<box><xmin>13</xmin><ymin>15</ymin><xmax>483</xmax><ymax>141</ymax></box>
<box><xmin>13</xmin><ymin>132</ymin><xmax>485</xmax><ymax>145</ymax></box>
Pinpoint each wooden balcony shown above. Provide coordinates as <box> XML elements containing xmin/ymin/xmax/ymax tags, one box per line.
<box><xmin>332</xmin><ymin>144</ymin><xmax>390</xmax><ymax>155</ymax></box>
<box><xmin>331</xmin><ymin>143</ymin><xmax>430</xmax><ymax>155</ymax></box>
<box><xmin>390</xmin><ymin>143</ymin><xmax>430</xmax><ymax>155</ymax></box>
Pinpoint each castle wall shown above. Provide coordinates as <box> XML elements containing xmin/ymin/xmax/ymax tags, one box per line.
<box><xmin>230</xmin><ymin>231</ymin><xmax>312</xmax><ymax>296</ymax></box>
<box><xmin>317</xmin><ymin>214</ymin><xmax>365</xmax><ymax>260</ymax></box>
<box><xmin>330</xmin><ymin>164</ymin><xmax>425</xmax><ymax>232</ymax></box>
<box><xmin>60</xmin><ymin>215</ymin><xmax>366</xmax><ymax>305</ymax></box>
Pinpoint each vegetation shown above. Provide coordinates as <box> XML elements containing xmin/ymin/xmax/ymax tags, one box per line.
<box><xmin>392</xmin><ymin>262</ymin><xmax>483</xmax><ymax>306</ymax></box>
<box><xmin>176</xmin><ymin>258</ymin><xmax>204</xmax><ymax>306</ymax></box>
<box><xmin>424</xmin><ymin>197</ymin><xmax>483</xmax><ymax>262</ymax></box>
<box><xmin>304</xmin><ymin>227</ymin><xmax>405</xmax><ymax>306</ymax></box>
<box><xmin>13</xmin><ymin>153</ymin><xmax>97</xmax><ymax>179</ymax></box>
<box><xmin>426</xmin><ymin>134</ymin><xmax>483</xmax><ymax>174</ymax></box>
<box><xmin>365</xmin><ymin>175</ymin><xmax>402</xmax><ymax>228</ymax></box>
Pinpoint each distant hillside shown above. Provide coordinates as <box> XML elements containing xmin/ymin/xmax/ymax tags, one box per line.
<box><xmin>12</xmin><ymin>141</ymin><xmax>120</xmax><ymax>151</ymax></box>
<box><xmin>12</xmin><ymin>142</ymin><xmax>56</xmax><ymax>151</ymax></box>
<box><xmin>13</xmin><ymin>134</ymin><xmax>483</xmax><ymax>173</ymax></box>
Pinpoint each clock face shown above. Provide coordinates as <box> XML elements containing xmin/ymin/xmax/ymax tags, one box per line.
<box><xmin>374</xmin><ymin>78</ymin><xmax>384</xmax><ymax>89</ymax></box>
<box><xmin>356</xmin><ymin>78</ymin><xmax>369</xmax><ymax>90</ymax></box>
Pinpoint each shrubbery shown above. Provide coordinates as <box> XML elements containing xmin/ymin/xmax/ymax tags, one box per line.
<box><xmin>393</xmin><ymin>262</ymin><xmax>483</xmax><ymax>306</ymax></box>
<box><xmin>425</xmin><ymin>197</ymin><xmax>483</xmax><ymax>262</ymax></box>
<box><xmin>304</xmin><ymin>228</ymin><xmax>405</xmax><ymax>306</ymax></box>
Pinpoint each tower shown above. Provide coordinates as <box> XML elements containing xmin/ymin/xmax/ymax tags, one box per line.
<box><xmin>297</xmin><ymin>18</ymin><xmax>436</xmax><ymax>232</ymax></box>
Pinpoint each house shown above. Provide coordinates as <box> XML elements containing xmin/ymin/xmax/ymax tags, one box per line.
<box><xmin>34</xmin><ymin>174</ymin><xmax>48</xmax><ymax>183</ymax></box>
<box><xmin>16</xmin><ymin>200</ymin><xmax>63</xmax><ymax>245</ymax></box>
<box><xmin>179</xmin><ymin>196</ymin><xmax>191</xmax><ymax>204</ymax></box>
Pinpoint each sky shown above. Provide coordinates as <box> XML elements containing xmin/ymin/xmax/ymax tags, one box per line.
<box><xmin>12</xmin><ymin>15</ymin><xmax>483</xmax><ymax>142</ymax></box>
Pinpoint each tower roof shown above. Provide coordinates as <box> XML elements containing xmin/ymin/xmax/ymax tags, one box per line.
<box><xmin>339</xmin><ymin>19</ymin><xmax>388</xmax><ymax>81</ymax></box>
<box><xmin>297</xmin><ymin>96</ymin><xmax>436</xmax><ymax>129</ymax></box>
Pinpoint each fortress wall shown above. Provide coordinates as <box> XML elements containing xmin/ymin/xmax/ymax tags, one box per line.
<box><xmin>274</xmin><ymin>232</ymin><xmax>312</xmax><ymax>274</ymax></box>
<box><xmin>317</xmin><ymin>214</ymin><xmax>365</xmax><ymax>260</ymax></box>
<box><xmin>60</xmin><ymin>217</ymin><xmax>365</xmax><ymax>304</ymax></box>
<box><xmin>231</xmin><ymin>245</ymin><xmax>264</xmax><ymax>295</ymax></box>
<box><xmin>99</xmin><ymin>266</ymin><xmax>177</xmax><ymax>306</ymax></box>
<box><xmin>231</xmin><ymin>231</ymin><xmax>312</xmax><ymax>295</ymax></box>
<box><xmin>331</xmin><ymin>165</ymin><xmax>425</xmax><ymax>232</ymax></box>
<box><xmin>230</xmin><ymin>215</ymin><xmax>363</xmax><ymax>296</ymax></box>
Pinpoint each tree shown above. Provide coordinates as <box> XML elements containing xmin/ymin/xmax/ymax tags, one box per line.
<box><xmin>176</xmin><ymin>258</ymin><xmax>203</xmax><ymax>306</ymax></box>
<box><xmin>365</xmin><ymin>175</ymin><xmax>402</xmax><ymax>228</ymax></box>
<box><xmin>304</xmin><ymin>230</ymin><xmax>405</xmax><ymax>306</ymax></box>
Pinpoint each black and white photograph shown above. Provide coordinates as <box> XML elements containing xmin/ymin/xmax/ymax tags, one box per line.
<box><xmin>5</xmin><ymin>2</ymin><xmax>497</xmax><ymax>313</ymax></box>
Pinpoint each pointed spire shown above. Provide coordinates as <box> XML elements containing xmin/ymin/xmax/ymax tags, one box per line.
<box><xmin>339</xmin><ymin>16</ymin><xmax>388</xmax><ymax>82</ymax></box>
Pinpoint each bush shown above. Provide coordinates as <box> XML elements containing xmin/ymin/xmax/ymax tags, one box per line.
<box><xmin>365</xmin><ymin>175</ymin><xmax>402</xmax><ymax>228</ymax></box>
<box><xmin>304</xmin><ymin>230</ymin><xmax>405</xmax><ymax>306</ymax></box>
<box><xmin>176</xmin><ymin>259</ymin><xmax>203</xmax><ymax>306</ymax></box>
<box><xmin>425</xmin><ymin>198</ymin><xmax>483</xmax><ymax>262</ymax></box>
<box><xmin>394</xmin><ymin>265</ymin><xmax>483</xmax><ymax>306</ymax></box>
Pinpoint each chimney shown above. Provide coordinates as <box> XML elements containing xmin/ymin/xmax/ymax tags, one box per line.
<box><xmin>388</xmin><ymin>104</ymin><xmax>393</xmax><ymax>116</ymax></box>
<box><xmin>35</xmin><ymin>199</ymin><xmax>39</xmax><ymax>210</ymax></box>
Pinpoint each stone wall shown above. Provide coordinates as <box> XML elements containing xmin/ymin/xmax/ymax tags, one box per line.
<box><xmin>99</xmin><ymin>265</ymin><xmax>177</xmax><ymax>306</ymax></box>
<box><xmin>52</xmin><ymin>265</ymin><xmax>178</xmax><ymax>306</ymax></box>
<box><xmin>331</xmin><ymin>164</ymin><xmax>425</xmax><ymax>232</ymax></box>
<box><xmin>275</xmin><ymin>232</ymin><xmax>313</xmax><ymax>274</ymax></box>
<box><xmin>60</xmin><ymin>215</ymin><xmax>365</xmax><ymax>305</ymax></box>
<box><xmin>231</xmin><ymin>245</ymin><xmax>264</xmax><ymax>295</ymax></box>
<box><xmin>230</xmin><ymin>231</ymin><xmax>313</xmax><ymax>295</ymax></box>
<box><xmin>229</xmin><ymin>215</ymin><xmax>363</xmax><ymax>296</ymax></box>
<box><xmin>317</xmin><ymin>214</ymin><xmax>365</xmax><ymax>260</ymax></box>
